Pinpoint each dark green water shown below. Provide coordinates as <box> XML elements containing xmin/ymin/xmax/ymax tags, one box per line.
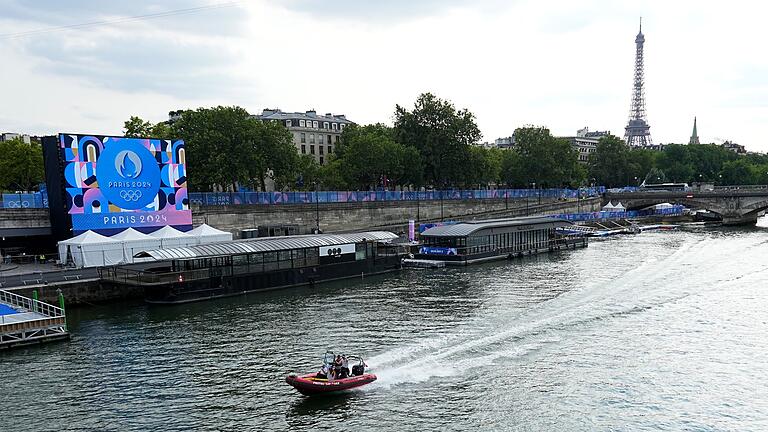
<box><xmin>3</xmin><ymin>221</ymin><xmax>768</xmax><ymax>431</ymax></box>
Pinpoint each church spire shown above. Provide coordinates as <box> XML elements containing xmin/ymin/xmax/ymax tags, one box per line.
<box><xmin>689</xmin><ymin>116</ymin><xmax>700</xmax><ymax>145</ymax></box>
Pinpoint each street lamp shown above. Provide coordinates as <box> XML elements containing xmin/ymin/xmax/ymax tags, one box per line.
<box><xmin>313</xmin><ymin>181</ymin><xmax>320</xmax><ymax>234</ymax></box>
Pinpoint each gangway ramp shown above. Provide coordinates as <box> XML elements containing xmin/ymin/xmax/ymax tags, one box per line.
<box><xmin>0</xmin><ymin>289</ymin><xmax>69</xmax><ymax>350</ymax></box>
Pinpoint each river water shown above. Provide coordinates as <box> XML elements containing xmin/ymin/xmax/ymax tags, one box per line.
<box><xmin>3</xmin><ymin>221</ymin><xmax>768</xmax><ymax>431</ymax></box>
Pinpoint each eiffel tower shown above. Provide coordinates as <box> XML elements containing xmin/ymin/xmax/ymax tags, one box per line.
<box><xmin>624</xmin><ymin>18</ymin><xmax>653</xmax><ymax>147</ymax></box>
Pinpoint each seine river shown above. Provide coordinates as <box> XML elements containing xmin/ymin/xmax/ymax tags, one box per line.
<box><xmin>3</xmin><ymin>220</ymin><xmax>768</xmax><ymax>431</ymax></box>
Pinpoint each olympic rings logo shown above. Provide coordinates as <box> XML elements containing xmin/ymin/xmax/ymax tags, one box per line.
<box><xmin>119</xmin><ymin>190</ymin><xmax>143</xmax><ymax>201</ymax></box>
<box><xmin>5</xmin><ymin>201</ymin><xmax>30</xmax><ymax>208</ymax></box>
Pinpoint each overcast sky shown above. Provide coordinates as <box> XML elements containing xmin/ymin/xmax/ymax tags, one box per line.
<box><xmin>1</xmin><ymin>0</ymin><xmax>766</xmax><ymax>151</ymax></box>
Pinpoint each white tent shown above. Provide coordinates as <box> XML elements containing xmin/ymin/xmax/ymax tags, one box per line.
<box><xmin>188</xmin><ymin>224</ymin><xmax>233</xmax><ymax>245</ymax></box>
<box><xmin>653</xmin><ymin>202</ymin><xmax>674</xmax><ymax>210</ymax></box>
<box><xmin>110</xmin><ymin>228</ymin><xmax>162</xmax><ymax>263</ymax></box>
<box><xmin>148</xmin><ymin>225</ymin><xmax>196</xmax><ymax>249</ymax></box>
<box><xmin>602</xmin><ymin>201</ymin><xmax>616</xmax><ymax>212</ymax></box>
<box><xmin>57</xmin><ymin>231</ymin><xmax>124</xmax><ymax>268</ymax></box>
<box><xmin>613</xmin><ymin>202</ymin><xmax>626</xmax><ymax>212</ymax></box>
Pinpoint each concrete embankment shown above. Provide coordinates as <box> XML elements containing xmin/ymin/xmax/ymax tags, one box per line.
<box><xmin>193</xmin><ymin>197</ymin><xmax>603</xmax><ymax>236</ymax></box>
<box><xmin>7</xmin><ymin>279</ymin><xmax>143</xmax><ymax>306</ymax></box>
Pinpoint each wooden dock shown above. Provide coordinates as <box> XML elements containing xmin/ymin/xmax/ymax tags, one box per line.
<box><xmin>0</xmin><ymin>289</ymin><xmax>69</xmax><ymax>350</ymax></box>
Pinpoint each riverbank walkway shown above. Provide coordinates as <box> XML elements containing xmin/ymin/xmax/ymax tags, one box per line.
<box><xmin>0</xmin><ymin>289</ymin><xmax>69</xmax><ymax>349</ymax></box>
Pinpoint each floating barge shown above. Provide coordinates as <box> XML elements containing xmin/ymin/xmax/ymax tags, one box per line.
<box><xmin>414</xmin><ymin>216</ymin><xmax>587</xmax><ymax>266</ymax></box>
<box><xmin>1</xmin><ymin>289</ymin><xmax>69</xmax><ymax>349</ymax></box>
<box><xmin>100</xmin><ymin>232</ymin><xmax>405</xmax><ymax>304</ymax></box>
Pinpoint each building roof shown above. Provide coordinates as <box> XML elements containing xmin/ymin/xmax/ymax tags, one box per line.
<box><xmin>420</xmin><ymin>217</ymin><xmax>572</xmax><ymax>238</ymax></box>
<box><xmin>254</xmin><ymin>109</ymin><xmax>354</xmax><ymax>125</ymax></box>
<box><xmin>134</xmin><ymin>231</ymin><xmax>398</xmax><ymax>261</ymax></box>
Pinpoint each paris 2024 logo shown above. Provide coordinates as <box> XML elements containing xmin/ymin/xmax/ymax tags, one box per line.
<box><xmin>96</xmin><ymin>140</ymin><xmax>161</xmax><ymax>210</ymax></box>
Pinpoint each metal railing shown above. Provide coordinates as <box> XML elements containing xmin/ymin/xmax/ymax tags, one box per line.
<box><xmin>0</xmin><ymin>289</ymin><xmax>65</xmax><ymax>319</ymax></box>
<box><xmin>188</xmin><ymin>187</ymin><xmax>607</xmax><ymax>206</ymax></box>
<box><xmin>0</xmin><ymin>192</ymin><xmax>48</xmax><ymax>209</ymax></box>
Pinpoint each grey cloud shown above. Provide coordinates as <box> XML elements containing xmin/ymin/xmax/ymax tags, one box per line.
<box><xmin>19</xmin><ymin>32</ymin><xmax>251</xmax><ymax>100</ymax></box>
<box><xmin>280</xmin><ymin>0</ymin><xmax>499</xmax><ymax>21</ymax></box>
<box><xmin>2</xmin><ymin>0</ymin><xmax>248</xmax><ymax>38</ymax></box>
<box><xmin>4</xmin><ymin>1</ymin><xmax>253</xmax><ymax>100</ymax></box>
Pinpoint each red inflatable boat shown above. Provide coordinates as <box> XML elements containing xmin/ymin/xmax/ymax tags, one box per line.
<box><xmin>286</xmin><ymin>352</ymin><xmax>376</xmax><ymax>396</ymax></box>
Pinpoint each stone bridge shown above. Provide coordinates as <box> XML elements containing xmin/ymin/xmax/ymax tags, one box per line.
<box><xmin>605</xmin><ymin>186</ymin><xmax>768</xmax><ymax>225</ymax></box>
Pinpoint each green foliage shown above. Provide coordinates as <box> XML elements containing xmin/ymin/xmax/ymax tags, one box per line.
<box><xmin>719</xmin><ymin>159</ymin><xmax>764</xmax><ymax>185</ymax></box>
<box><xmin>514</xmin><ymin>126</ymin><xmax>584</xmax><ymax>187</ymax></box>
<box><xmin>123</xmin><ymin>116</ymin><xmax>174</xmax><ymax>139</ymax></box>
<box><xmin>123</xmin><ymin>116</ymin><xmax>152</xmax><ymax>137</ymax></box>
<box><xmin>0</xmin><ymin>138</ymin><xmax>45</xmax><ymax>191</ymax></box>
<box><xmin>587</xmin><ymin>135</ymin><xmax>631</xmax><ymax>187</ymax></box>
<box><xmin>394</xmin><ymin>93</ymin><xmax>482</xmax><ymax>187</ymax></box>
<box><xmin>171</xmin><ymin>106</ymin><xmax>296</xmax><ymax>191</ymax></box>
<box><xmin>336</xmin><ymin>124</ymin><xmax>422</xmax><ymax>189</ymax></box>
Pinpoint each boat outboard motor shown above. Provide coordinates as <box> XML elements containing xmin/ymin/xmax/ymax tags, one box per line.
<box><xmin>351</xmin><ymin>364</ymin><xmax>365</xmax><ymax>376</ymax></box>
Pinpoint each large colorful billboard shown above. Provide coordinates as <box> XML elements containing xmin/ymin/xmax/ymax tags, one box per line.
<box><xmin>59</xmin><ymin>134</ymin><xmax>191</xmax><ymax>234</ymax></box>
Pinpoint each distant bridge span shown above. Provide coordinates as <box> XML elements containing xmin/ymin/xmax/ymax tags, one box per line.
<box><xmin>605</xmin><ymin>186</ymin><xmax>768</xmax><ymax>225</ymax></box>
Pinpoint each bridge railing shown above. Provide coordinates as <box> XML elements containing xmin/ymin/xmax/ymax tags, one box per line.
<box><xmin>550</xmin><ymin>205</ymin><xmax>686</xmax><ymax>222</ymax></box>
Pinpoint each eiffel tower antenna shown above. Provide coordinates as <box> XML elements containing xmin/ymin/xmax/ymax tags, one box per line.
<box><xmin>624</xmin><ymin>17</ymin><xmax>653</xmax><ymax>147</ymax></box>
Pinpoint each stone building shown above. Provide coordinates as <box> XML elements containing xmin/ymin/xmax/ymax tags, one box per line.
<box><xmin>253</xmin><ymin>109</ymin><xmax>354</xmax><ymax>165</ymax></box>
<box><xmin>561</xmin><ymin>127</ymin><xmax>610</xmax><ymax>164</ymax></box>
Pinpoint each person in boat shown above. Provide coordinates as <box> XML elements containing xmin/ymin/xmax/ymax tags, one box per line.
<box><xmin>340</xmin><ymin>355</ymin><xmax>350</xmax><ymax>378</ymax></box>
<box><xmin>333</xmin><ymin>355</ymin><xmax>344</xmax><ymax>379</ymax></box>
<box><xmin>316</xmin><ymin>362</ymin><xmax>329</xmax><ymax>379</ymax></box>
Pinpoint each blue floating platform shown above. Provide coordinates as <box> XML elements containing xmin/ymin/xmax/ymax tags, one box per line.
<box><xmin>0</xmin><ymin>303</ymin><xmax>19</xmax><ymax>316</ymax></box>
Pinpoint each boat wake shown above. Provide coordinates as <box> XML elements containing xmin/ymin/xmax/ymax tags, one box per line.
<box><xmin>366</xmin><ymin>234</ymin><xmax>767</xmax><ymax>389</ymax></box>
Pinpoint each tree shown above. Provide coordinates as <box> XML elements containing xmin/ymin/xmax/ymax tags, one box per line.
<box><xmin>0</xmin><ymin>138</ymin><xmax>45</xmax><ymax>191</ymax></box>
<box><xmin>514</xmin><ymin>126</ymin><xmax>584</xmax><ymax>187</ymax></box>
<box><xmin>123</xmin><ymin>116</ymin><xmax>174</xmax><ymax>139</ymax></box>
<box><xmin>394</xmin><ymin>93</ymin><xmax>482</xmax><ymax>187</ymax></box>
<box><xmin>656</xmin><ymin>144</ymin><xmax>694</xmax><ymax>182</ymax></box>
<box><xmin>123</xmin><ymin>116</ymin><xmax>153</xmax><ymax>137</ymax></box>
<box><xmin>500</xmin><ymin>149</ymin><xmax>523</xmax><ymax>187</ymax></box>
<box><xmin>172</xmin><ymin>106</ymin><xmax>298</xmax><ymax>191</ymax></box>
<box><xmin>720</xmin><ymin>159</ymin><xmax>761</xmax><ymax>185</ymax></box>
<box><xmin>337</xmin><ymin>124</ymin><xmax>422</xmax><ymax>190</ymax></box>
<box><xmin>587</xmin><ymin>135</ymin><xmax>631</xmax><ymax>187</ymax></box>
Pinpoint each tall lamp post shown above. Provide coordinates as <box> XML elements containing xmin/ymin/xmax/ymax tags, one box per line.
<box><xmin>313</xmin><ymin>181</ymin><xmax>320</xmax><ymax>234</ymax></box>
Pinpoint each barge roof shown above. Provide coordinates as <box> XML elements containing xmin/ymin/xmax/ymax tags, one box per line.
<box><xmin>421</xmin><ymin>216</ymin><xmax>571</xmax><ymax>238</ymax></box>
<box><xmin>133</xmin><ymin>231</ymin><xmax>398</xmax><ymax>261</ymax></box>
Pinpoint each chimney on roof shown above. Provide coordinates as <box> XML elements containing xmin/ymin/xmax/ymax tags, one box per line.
<box><xmin>334</xmin><ymin>114</ymin><xmax>346</xmax><ymax>120</ymax></box>
<box><xmin>325</xmin><ymin>113</ymin><xmax>332</xmax><ymax>117</ymax></box>
<box><xmin>262</xmin><ymin>108</ymin><xmax>279</xmax><ymax>116</ymax></box>
<box><xmin>306</xmin><ymin>109</ymin><xmax>316</xmax><ymax>116</ymax></box>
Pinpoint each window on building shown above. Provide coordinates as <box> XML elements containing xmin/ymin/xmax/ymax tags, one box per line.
<box><xmin>310</xmin><ymin>145</ymin><xmax>315</xmax><ymax>154</ymax></box>
<box><xmin>299</xmin><ymin>120</ymin><xmax>305</xmax><ymax>127</ymax></box>
<box><xmin>312</xmin><ymin>121</ymin><xmax>318</xmax><ymax>128</ymax></box>
<box><xmin>335</xmin><ymin>136</ymin><xmax>340</xmax><ymax>143</ymax></box>
<box><xmin>327</xmin><ymin>134</ymin><xmax>331</xmax><ymax>144</ymax></box>
<box><xmin>340</xmin><ymin>124</ymin><xmax>345</xmax><ymax>130</ymax></box>
<box><xmin>328</xmin><ymin>146</ymin><xmax>333</xmax><ymax>154</ymax></box>
<box><xmin>310</xmin><ymin>134</ymin><xmax>315</xmax><ymax>144</ymax></box>
<box><xmin>319</xmin><ymin>145</ymin><xmax>324</xmax><ymax>155</ymax></box>
<box><xmin>286</xmin><ymin>120</ymin><xmax>292</xmax><ymax>127</ymax></box>
<box><xmin>300</xmin><ymin>133</ymin><xmax>306</xmax><ymax>143</ymax></box>
<box><xmin>323</xmin><ymin>122</ymin><xmax>329</xmax><ymax>129</ymax></box>
<box><xmin>319</xmin><ymin>135</ymin><xmax>324</xmax><ymax>144</ymax></box>
<box><xmin>301</xmin><ymin>145</ymin><xmax>306</xmax><ymax>154</ymax></box>
<box><xmin>319</xmin><ymin>156</ymin><xmax>324</xmax><ymax>165</ymax></box>
<box><xmin>332</xmin><ymin>123</ymin><xmax>337</xmax><ymax>130</ymax></box>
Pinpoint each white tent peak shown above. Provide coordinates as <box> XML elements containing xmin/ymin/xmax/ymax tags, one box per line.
<box><xmin>111</xmin><ymin>227</ymin><xmax>154</xmax><ymax>240</ymax></box>
<box><xmin>188</xmin><ymin>223</ymin><xmax>233</xmax><ymax>244</ymax></box>
<box><xmin>65</xmin><ymin>230</ymin><xmax>120</xmax><ymax>244</ymax></box>
<box><xmin>148</xmin><ymin>226</ymin><xmax>190</xmax><ymax>238</ymax></box>
<box><xmin>189</xmin><ymin>223</ymin><xmax>227</xmax><ymax>235</ymax></box>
